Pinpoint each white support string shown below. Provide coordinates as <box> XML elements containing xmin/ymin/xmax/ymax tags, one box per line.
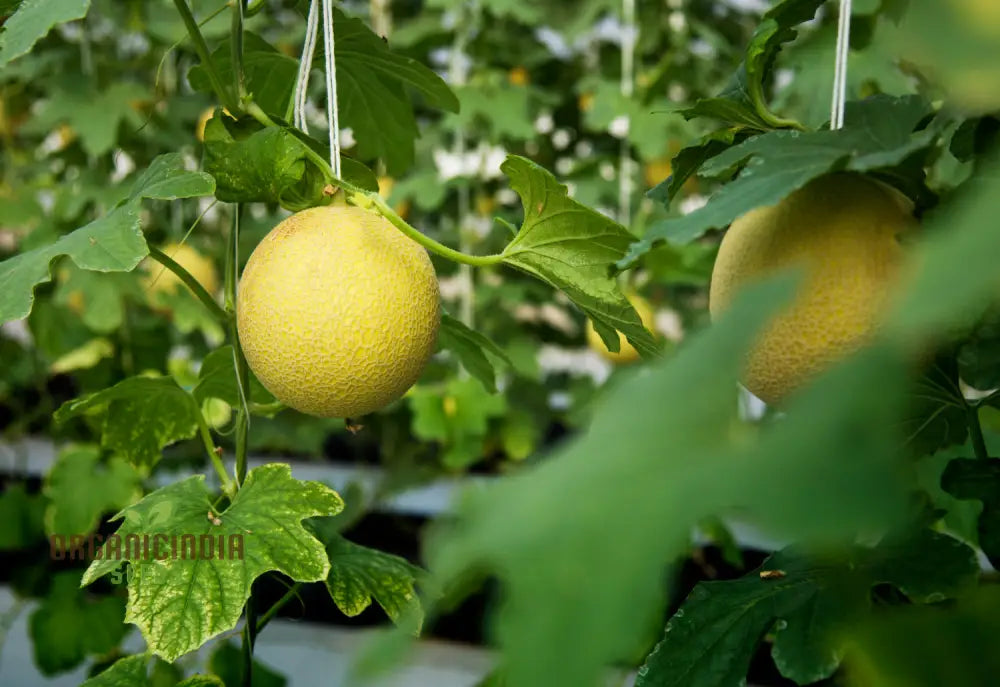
<box><xmin>830</xmin><ymin>0</ymin><xmax>852</xmax><ymax>130</ymax></box>
<box><xmin>293</xmin><ymin>0</ymin><xmax>342</xmax><ymax>178</ymax></box>
<box><xmin>293</xmin><ymin>0</ymin><xmax>320</xmax><ymax>133</ymax></box>
<box><xmin>321</xmin><ymin>0</ymin><xmax>342</xmax><ymax>178</ymax></box>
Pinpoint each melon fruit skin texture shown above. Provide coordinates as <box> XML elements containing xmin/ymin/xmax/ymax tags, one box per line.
<box><xmin>237</xmin><ymin>205</ymin><xmax>441</xmax><ymax>418</ymax></box>
<box><xmin>585</xmin><ymin>292</ymin><xmax>656</xmax><ymax>364</ymax></box>
<box><xmin>708</xmin><ymin>173</ymin><xmax>915</xmax><ymax>405</ymax></box>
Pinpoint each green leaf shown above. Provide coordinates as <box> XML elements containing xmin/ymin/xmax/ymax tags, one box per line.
<box><xmin>325</xmin><ymin>534</ymin><xmax>424</xmax><ymax>630</ymax></box>
<box><xmin>44</xmin><ymin>444</ymin><xmax>142</xmax><ymax>538</ymax></box>
<box><xmin>176</xmin><ymin>676</ymin><xmax>226</xmax><ymax>687</ymax></box>
<box><xmin>772</xmin><ymin>17</ymin><xmax>916</xmax><ymax>130</ymax></box>
<box><xmin>127</xmin><ymin>153</ymin><xmax>216</xmax><ymax>201</ymax></box>
<box><xmin>80</xmin><ymin>464</ymin><xmax>343</xmax><ymax>661</ymax></box>
<box><xmin>188</xmin><ymin>33</ymin><xmax>298</xmax><ymax>118</ymax></box>
<box><xmin>202</xmin><ymin>114</ymin><xmax>375</xmax><ymax>210</ymax></box>
<box><xmin>0</xmin><ymin>203</ymin><xmax>144</xmax><ymax>325</ymax></box>
<box><xmin>679</xmin><ymin>0</ymin><xmax>824</xmax><ymax>130</ymax></box>
<box><xmin>24</xmin><ymin>80</ymin><xmax>147</xmax><ymax>157</ymax></box>
<box><xmin>209</xmin><ymin>641</ymin><xmax>287</xmax><ymax>687</ymax></box>
<box><xmin>438</xmin><ymin>313</ymin><xmax>512</xmax><ymax>393</ymax></box>
<box><xmin>54</xmin><ymin>376</ymin><xmax>203</xmax><ymax>469</ymax></box>
<box><xmin>898</xmin><ymin>2</ymin><xmax>1000</xmax><ymax>113</ymax></box>
<box><xmin>327</xmin><ymin>9</ymin><xmax>458</xmax><ymax>113</ymax></box>
<box><xmin>958</xmin><ymin>307</ymin><xmax>1000</xmax><ymax>391</ymax></box>
<box><xmin>888</xmin><ymin>155</ymin><xmax>1000</xmax><ymax>338</ymax></box>
<box><xmin>625</xmin><ymin>95</ymin><xmax>939</xmax><ymax>257</ymax></box>
<box><xmin>80</xmin><ymin>654</ymin><xmax>149</xmax><ymax>687</ymax></box>
<box><xmin>0</xmin><ymin>0</ymin><xmax>90</xmax><ymax>67</ymax></box>
<box><xmin>320</xmin><ymin>8</ymin><xmax>458</xmax><ymax>173</ymax></box>
<box><xmin>0</xmin><ymin>154</ymin><xmax>215</xmax><ymax>325</ymax></box>
<box><xmin>425</xmin><ymin>274</ymin><xmax>913</xmax><ymax>687</ymax></box>
<box><xmin>499</xmin><ymin>155</ymin><xmax>659</xmax><ymax>359</ymax></box>
<box><xmin>193</xmin><ymin>345</ymin><xmax>277</xmax><ymax>411</ymax></box>
<box><xmin>29</xmin><ymin>571</ymin><xmax>127</xmax><ymax>675</ymax></box>
<box><xmin>845</xmin><ymin>588</ymin><xmax>1000</xmax><ymax>687</ymax></box>
<box><xmin>647</xmin><ymin>129</ymin><xmax>738</xmax><ymax>208</ymax></box>
<box><xmin>637</xmin><ymin>529</ymin><xmax>978</xmax><ymax>687</ymax></box>
<box><xmin>54</xmin><ymin>266</ymin><xmax>139</xmax><ymax>333</ymax></box>
<box><xmin>0</xmin><ymin>482</ymin><xmax>46</xmax><ymax>551</ymax></box>
<box><xmin>941</xmin><ymin>458</ymin><xmax>1000</xmax><ymax>568</ymax></box>
<box><xmin>447</xmin><ymin>81</ymin><xmax>536</xmax><ymax>141</ymax></box>
<box><xmin>900</xmin><ymin>358</ymin><xmax>969</xmax><ymax>457</ymax></box>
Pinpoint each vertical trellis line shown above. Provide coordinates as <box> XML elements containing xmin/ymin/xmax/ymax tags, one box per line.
<box><xmin>830</xmin><ymin>0</ymin><xmax>853</xmax><ymax>130</ymax></box>
<box><xmin>293</xmin><ymin>0</ymin><xmax>320</xmax><ymax>133</ymax></box>
<box><xmin>321</xmin><ymin>0</ymin><xmax>342</xmax><ymax>178</ymax></box>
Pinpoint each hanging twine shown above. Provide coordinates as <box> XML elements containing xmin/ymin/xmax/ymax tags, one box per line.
<box><xmin>830</xmin><ymin>0</ymin><xmax>852</xmax><ymax>130</ymax></box>
<box><xmin>293</xmin><ymin>0</ymin><xmax>342</xmax><ymax>178</ymax></box>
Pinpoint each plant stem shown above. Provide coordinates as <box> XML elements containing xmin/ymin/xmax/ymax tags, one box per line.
<box><xmin>242</xmin><ymin>101</ymin><xmax>506</xmax><ymax>267</ymax></box>
<box><xmin>147</xmin><ymin>246</ymin><xmax>228</xmax><ymax>324</ymax></box>
<box><xmin>172</xmin><ymin>0</ymin><xmax>239</xmax><ymax>113</ymax></box>
<box><xmin>241</xmin><ymin>591</ymin><xmax>257</xmax><ymax>687</ymax></box>
<box><xmin>196</xmin><ymin>413</ymin><xmax>235</xmax><ymax>498</ymax></box>
<box><xmin>968</xmin><ymin>402</ymin><xmax>992</xmax><ymax>460</ymax></box>
<box><xmin>368</xmin><ymin>194</ymin><xmax>504</xmax><ymax>267</ymax></box>
<box><xmin>255</xmin><ymin>582</ymin><xmax>304</xmax><ymax>633</ymax></box>
<box><xmin>231</xmin><ymin>0</ymin><xmax>247</xmax><ymax>102</ymax></box>
<box><xmin>226</xmin><ymin>205</ymin><xmax>252</xmax><ymax>486</ymax></box>
<box><xmin>749</xmin><ymin>81</ymin><xmax>807</xmax><ymax>131</ymax></box>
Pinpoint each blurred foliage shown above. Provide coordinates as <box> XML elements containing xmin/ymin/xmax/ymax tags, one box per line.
<box><xmin>1</xmin><ymin>0</ymin><xmax>1000</xmax><ymax>685</ymax></box>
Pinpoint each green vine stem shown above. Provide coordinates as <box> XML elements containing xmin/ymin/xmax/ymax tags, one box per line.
<box><xmin>748</xmin><ymin>79</ymin><xmax>807</xmax><ymax>131</ymax></box>
<box><xmin>196</xmin><ymin>412</ymin><xmax>236</xmax><ymax>498</ymax></box>
<box><xmin>147</xmin><ymin>246</ymin><xmax>229</xmax><ymax>324</ymax></box>
<box><xmin>172</xmin><ymin>0</ymin><xmax>239</xmax><ymax>113</ymax></box>
<box><xmin>226</xmin><ymin>207</ymin><xmax>251</xmax><ymax>487</ymax></box>
<box><xmin>368</xmin><ymin>193</ymin><xmax>505</xmax><ymax>267</ymax></box>
<box><xmin>255</xmin><ymin>582</ymin><xmax>304</xmax><ymax>633</ymax></box>
<box><xmin>968</xmin><ymin>402</ymin><xmax>992</xmax><ymax>460</ymax></box>
<box><xmin>242</xmin><ymin>102</ymin><xmax>506</xmax><ymax>267</ymax></box>
<box><xmin>231</xmin><ymin>0</ymin><xmax>247</xmax><ymax>102</ymax></box>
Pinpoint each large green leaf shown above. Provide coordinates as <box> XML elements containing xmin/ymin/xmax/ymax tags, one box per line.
<box><xmin>888</xmin><ymin>154</ymin><xmax>1000</xmax><ymax>338</ymax></box>
<box><xmin>54</xmin><ymin>376</ymin><xmax>204</xmax><ymax>469</ymax></box>
<box><xmin>845</xmin><ymin>588</ymin><xmax>1000</xmax><ymax>687</ymax></box>
<box><xmin>899</xmin><ymin>357</ymin><xmax>969</xmax><ymax>458</ymax></box>
<box><xmin>202</xmin><ymin>113</ymin><xmax>376</xmax><ymax>210</ymax></box>
<box><xmin>29</xmin><ymin>571</ymin><xmax>127</xmax><ymax>675</ymax></box>
<box><xmin>424</xmin><ymin>274</ymin><xmax>913</xmax><ymax>687</ymax></box>
<box><xmin>636</xmin><ymin>529</ymin><xmax>977</xmax><ymax>687</ymax></box>
<box><xmin>44</xmin><ymin>444</ymin><xmax>142</xmax><ymax>538</ymax></box>
<box><xmin>0</xmin><ymin>482</ymin><xmax>46</xmax><ymax>551</ymax></box>
<box><xmin>318</xmin><ymin>8</ymin><xmax>458</xmax><ymax>173</ymax></box>
<box><xmin>941</xmin><ymin>458</ymin><xmax>1000</xmax><ymax>568</ymax></box>
<box><xmin>324</xmin><ymin>534</ymin><xmax>424</xmax><ymax>630</ymax></box>
<box><xmin>0</xmin><ymin>154</ymin><xmax>214</xmax><ymax>324</ymax></box>
<box><xmin>188</xmin><ymin>32</ymin><xmax>298</xmax><ymax>119</ymax></box>
<box><xmin>678</xmin><ymin>0</ymin><xmax>824</xmax><ymax>130</ymax></box>
<box><xmin>80</xmin><ymin>464</ymin><xmax>343</xmax><ymax>661</ymax></box>
<box><xmin>438</xmin><ymin>313</ymin><xmax>512</xmax><ymax>393</ymax></box>
<box><xmin>499</xmin><ymin>155</ymin><xmax>659</xmax><ymax>359</ymax></box>
<box><xmin>958</xmin><ymin>307</ymin><xmax>1000</xmax><ymax>391</ymax></box>
<box><xmin>24</xmin><ymin>80</ymin><xmax>147</xmax><ymax>157</ymax></box>
<box><xmin>0</xmin><ymin>0</ymin><xmax>90</xmax><ymax>67</ymax></box>
<box><xmin>193</xmin><ymin>345</ymin><xmax>277</xmax><ymax>411</ymax></box>
<box><xmin>79</xmin><ymin>654</ymin><xmax>149</xmax><ymax>687</ymax></box>
<box><xmin>627</xmin><ymin>95</ymin><xmax>938</xmax><ymax>257</ymax></box>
